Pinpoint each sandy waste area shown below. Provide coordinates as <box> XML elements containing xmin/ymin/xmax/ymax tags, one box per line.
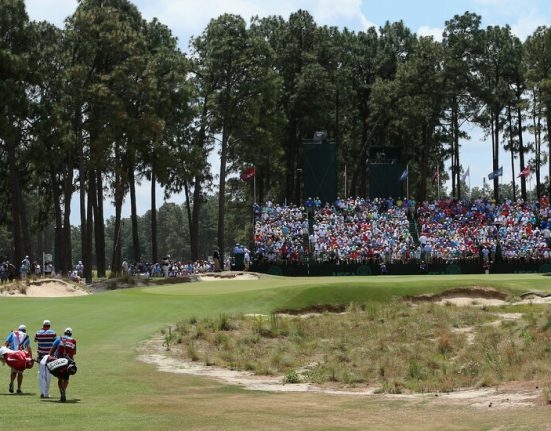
<box><xmin>138</xmin><ymin>332</ymin><xmax>547</xmax><ymax>409</ymax></box>
<box><xmin>196</xmin><ymin>272</ymin><xmax>260</xmax><ymax>281</ymax></box>
<box><xmin>0</xmin><ymin>279</ymin><xmax>88</xmax><ymax>297</ymax></box>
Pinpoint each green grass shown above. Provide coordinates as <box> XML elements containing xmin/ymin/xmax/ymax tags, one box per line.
<box><xmin>0</xmin><ymin>273</ymin><xmax>549</xmax><ymax>430</ymax></box>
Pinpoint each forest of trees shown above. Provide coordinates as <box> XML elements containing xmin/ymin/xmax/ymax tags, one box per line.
<box><xmin>1</xmin><ymin>0</ymin><xmax>551</xmax><ymax>279</ymax></box>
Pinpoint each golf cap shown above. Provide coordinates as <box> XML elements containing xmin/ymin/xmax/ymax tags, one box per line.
<box><xmin>64</xmin><ymin>328</ymin><xmax>72</xmax><ymax>335</ymax></box>
<box><xmin>18</xmin><ymin>324</ymin><xmax>26</xmax><ymax>331</ymax></box>
<box><xmin>43</xmin><ymin>320</ymin><xmax>51</xmax><ymax>327</ymax></box>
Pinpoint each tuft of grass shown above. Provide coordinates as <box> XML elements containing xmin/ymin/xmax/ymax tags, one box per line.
<box><xmin>187</xmin><ymin>342</ymin><xmax>200</xmax><ymax>361</ymax></box>
<box><xmin>283</xmin><ymin>370</ymin><xmax>301</xmax><ymax>384</ymax></box>
<box><xmin>217</xmin><ymin>313</ymin><xmax>232</xmax><ymax>331</ymax></box>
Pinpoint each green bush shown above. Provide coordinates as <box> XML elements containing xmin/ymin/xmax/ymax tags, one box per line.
<box><xmin>283</xmin><ymin>371</ymin><xmax>301</xmax><ymax>384</ymax></box>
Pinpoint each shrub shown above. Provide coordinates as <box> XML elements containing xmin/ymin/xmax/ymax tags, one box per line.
<box><xmin>437</xmin><ymin>333</ymin><xmax>453</xmax><ymax>355</ymax></box>
<box><xmin>187</xmin><ymin>342</ymin><xmax>199</xmax><ymax>361</ymax></box>
<box><xmin>283</xmin><ymin>371</ymin><xmax>301</xmax><ymax>384</ymax></box>
<box><xmin>217</xmin><ymin>313</ymin><xmax>232</xmax><ymax>331</ymax></box>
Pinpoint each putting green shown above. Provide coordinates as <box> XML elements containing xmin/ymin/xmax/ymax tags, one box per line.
<box><xmin>0</xmin><ymin>274</ymin><xmax>549</xmax><ymax>431</ymax></box>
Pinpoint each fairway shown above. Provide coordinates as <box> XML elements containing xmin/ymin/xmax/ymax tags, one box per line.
<box><xmin>0</xmin><ymin>274</ymin><xmax>550</xmax><ymax>431</ymax></box>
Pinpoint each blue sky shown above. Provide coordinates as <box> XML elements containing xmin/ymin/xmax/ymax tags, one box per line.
<box><xmin>24</xmin><ymin>0</ymin><xmax>551</xmax><ymax>222</ymax></box>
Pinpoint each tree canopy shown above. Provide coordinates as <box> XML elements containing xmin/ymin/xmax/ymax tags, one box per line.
<box><xmin>1</xmin><ymin>2</ymin><xmax>550</xmax><ymax>269</ymax></box>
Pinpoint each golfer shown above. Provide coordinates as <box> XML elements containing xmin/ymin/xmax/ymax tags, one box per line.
<box><xmin>35</xmin><ymin>320</ymin><xmax>56</xmax><ymax>398</ymax></box>
<box><xmin>5</xmin><ymin>325</ymin><xmax>32</xmax><ymax>394</ymax></box>
<box><xmin>49</xmin><ymin>328</ymin><xmax>77</xmax><ymax>402</ymax></box>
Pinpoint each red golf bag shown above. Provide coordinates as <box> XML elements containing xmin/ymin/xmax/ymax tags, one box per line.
<box><xmin>1</xmin><ymin>349</ymin><xmax>34</xmax><ymax>372</ymax></box>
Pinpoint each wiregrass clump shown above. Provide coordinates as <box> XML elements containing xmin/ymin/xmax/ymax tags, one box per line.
<box><xmin>172</xmin><ymin>301</ymin><xmax>551</xmax><ymax>393</ymax></box>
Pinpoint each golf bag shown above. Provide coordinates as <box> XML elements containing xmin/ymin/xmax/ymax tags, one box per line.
<box><xmin>0</xmin><ymin>347</ymin><xmax>34</xmax><ymax>372</ymax></box>
<box><xmin>45</xmin><ymin>356</ymin><xmax>77</xmax><ymax>378</ymax></box>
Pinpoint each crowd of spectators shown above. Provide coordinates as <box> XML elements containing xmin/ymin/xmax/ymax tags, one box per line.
<box><xmin>253</xmin><ymin>196</ymin><xmax>551</xmax><ymax>266</ymax></box>
<box><xmin>417</xmin><ymin>198</ymin><xmax>551</xmax><ymax>263</ymax></box>
<box><xmin>253</xmin><ymin>201</ymin><xmax>309</xmax><ymax>262</ymax></box>
<box><xmin>309</xmin><ymin>197</ymin><xmax>414</xmax><ymax>263</ymax></box>
<box><xmin>122</xmin><ymin>257</ymin><xmax>232</xmax><ymax>278</ymax></box>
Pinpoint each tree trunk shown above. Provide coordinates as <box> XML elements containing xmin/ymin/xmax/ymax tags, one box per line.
<box><xmin>84</xmin><ymin>170</ymin><xmax>94</xmax><ymax>283</ymax></box>
<box><xmin>218</xmin><ymin>128</ymin><xmax>229</xmax><ymax>265</ymax></box>
<box><xmin>111</xmin><ymin>163</ymin><xmax>124</xmax><ymax>276</ymax></box>
<box><xmin>151</xmin><ymin>170</ymin><xmax>158</xmax><ymax>264</ymax></box>
<box><xmin>183</xmin><ymin>180</ymin><xmax>193</xmax><ymax>260</ymax></box>
<box><xmin>128</xmin><ymin>167</ymin><xmax>140</xmax><ymax>263</ymax></box>
<box><xmin>191</xmin><ymin>175</ymin><xmax>202</xmax><ymax>261</ymax></box>
<box><xmin>19</xmin><ymin>197</ymin><xmax>32</xmax><ymax>263</ymax></box>
<box><xmin>62</xmin><ymin>165</ymin><xmax>73</xmax><ymax>273</ymax></box>
<box><xmin>51</xmin><ymin>171</ymin><xmax>64</xmax><ymax>273</ymax></box>
<box><xmin>451</xmin><ymin>102</ymin><xmax>457</xmax><ymax>198</ymax></box>
<box><xmin>352</xmin><ymin>138</ymin><xmax>369</xmax><ymax>198</ymax></box>
<box><xmin>94</xmin><ymin>170</ymin><xmax>106</xmax><ymax>277</ymax></box>
<box><xmin>492</xmin><ymin>110</ymin><xmax>500</xmax><ymax>202</ymax></box>
<box><xmin>285</xmin><ymin>120</ymin><xmax>297</xmax><ymax>203</ymax></box>
<box><xmin>454</xmin><ymin>107</ymin><xmax>461</xmax><ymax>200</ymax></box>
<box><xmin>258</xmin><ymin>173</ymin><xmax>265</xmax><ymax>206</ymax></box>
<box><xmin>417</xmin><ymin>124</ymin><xmax>430</xmax><ymax>202</ymax></box>
<box><xmin>7</xmin><ymin>138</ymin><xmax>23</xmax><ymax>269</ymax></box>
<box><xmin>533</xmin><ymin>94</ymin><xmax>541</xmax><ymax>201</ymax></box>
<box><xmin>516</xmin><ymin>97</ymin><xmax>527</xmax><ymax>201</ymax></box>
<box><xmin>188</xmin><ymin>95</ymin><xmax>208</xmax><ymax>261</ymax></box>
<box><xmin>78</xmin><ymin>124</ymin><xmax>87</xmax><ymax>282</ymax></box>
<box><xmin>507</xmin><ymin>106</ymin><xmax>516</xmax><ymax>201</ymax></box>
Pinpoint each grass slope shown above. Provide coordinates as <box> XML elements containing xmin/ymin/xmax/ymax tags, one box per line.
<box><xmin>0</xmin><ymin>274</ymin><xmax>549</xmax><ymax>431</ymax></box>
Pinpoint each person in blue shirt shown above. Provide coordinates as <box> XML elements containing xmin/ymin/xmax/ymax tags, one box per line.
<box><xmin>49</xmin><ymin>328</ymin><xmax>77</xmax><ymax>402</ymax></box>
<box><xmin>5</xmin><ymin>324</ymin><xmax>32</xmax><ymax>394</ymax></box>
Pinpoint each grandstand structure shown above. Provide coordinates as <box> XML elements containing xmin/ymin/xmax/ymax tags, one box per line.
<box><xmin>251</xmin><ymin>197</ymin><xmax>551</xmax><ymax>276</ymax></box>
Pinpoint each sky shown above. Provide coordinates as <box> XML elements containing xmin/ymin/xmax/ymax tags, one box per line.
<box><xmin>24</xmin><ymin>0</ymin><xmax>551</xmax><ymax>223</ymax></box>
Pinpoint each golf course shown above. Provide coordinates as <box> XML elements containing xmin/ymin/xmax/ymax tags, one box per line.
<box><xmin>1</xmin><ymin>273</ymin><xmax>550</xmax><ymax>430</ymax></box>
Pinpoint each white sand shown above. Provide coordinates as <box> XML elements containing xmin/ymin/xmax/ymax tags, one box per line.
<box><xmin>437</xmin><ymin>297</ymin><xmax>507</xmax><ymax>306</ymax></box>
<box><xmin>197</xmin><ymin>272</ymin><xmax>260</xmax><ymax>281</ymax></box>
<box><xmin>0</xmin><ymin>279</ymin><xmax>88</xmax><ymax>297</ymax></box>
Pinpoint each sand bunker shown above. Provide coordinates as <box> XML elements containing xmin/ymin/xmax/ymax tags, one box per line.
<box><xmin>197</xmin><ymin>272</ymin><xmax>260</xmax><ymax>281</ymax></box>
<box><xmin>408</xmin><ymin>286</ymin><xmax>551</xmax><ymax>307</ymax></box>
<box><xmin>409</xmin><ymin>286</ymin><xmax>509</xmax><ymax>305</ymax></box>
<box><xmin>0</xmin><ymin>279</ymin><xmax>88</xmax><ymax>297</ymax></box>
<box><xmin>138</xmin><ymin>338</ymin><xmax>545</xmax><ymax>408</ymax></box>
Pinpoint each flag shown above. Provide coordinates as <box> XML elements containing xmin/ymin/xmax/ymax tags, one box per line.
<box><xmin>461</xmin><ymin>167</ymin><xmax>470</xmax><ymax>182</ymax></box>
<box><xmin>240</xmin><ymin>167</ymin><xmax>256</xmax><ymax>181</ymax></box>
<box><xmin>432</xmin><ymin>167</ymin><xmax>439</xmax><ymax>184</ymax></box>
<box><xmin>518</xmin><ymin>165</ymin><xmax>531</xmax><ymax>178</ymax></box>
<box><xmin>399</xmin><ymin>167</ymin><xmax>408</xmax><ymax>182</ymax></box>
<box><xmin>488</xmin><ymin>166</ymin><xmax>503</xmax><ymax>180</ymax></box>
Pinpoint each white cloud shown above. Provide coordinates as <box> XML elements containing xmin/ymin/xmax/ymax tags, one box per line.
<box><xmin>417</xmin><ymin>25</ymin><xmax>443</xmax><ymax>41</ymax></box>
<box><xmin>510</xmin><ymin>12</ymin><xmax>548</xmax><ymax>40</ymax></box>
<box><xmin>24</xmin><ymin>0</ymin><xmax>378</xmax><ymax>50</ymax></box>
<box><xmin>25</xmin><ymin>0</ymin><xmax>77</xmax><ymax>27</ymax></box>
<box><xmin>139</xmin><ymin>0</ymin><xmax>377</xmax><ymax>50</ymax></box>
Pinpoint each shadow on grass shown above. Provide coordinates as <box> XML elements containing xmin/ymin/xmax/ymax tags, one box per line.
<box><xmin>0</xmin><ymin>392</ymin><xmax>37</xmax><ymax>397</ymax></box>
<box><xmin>42</xmin><ymin>398</ymin><xmax>81</xmax><ymax>404</ymax></box>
